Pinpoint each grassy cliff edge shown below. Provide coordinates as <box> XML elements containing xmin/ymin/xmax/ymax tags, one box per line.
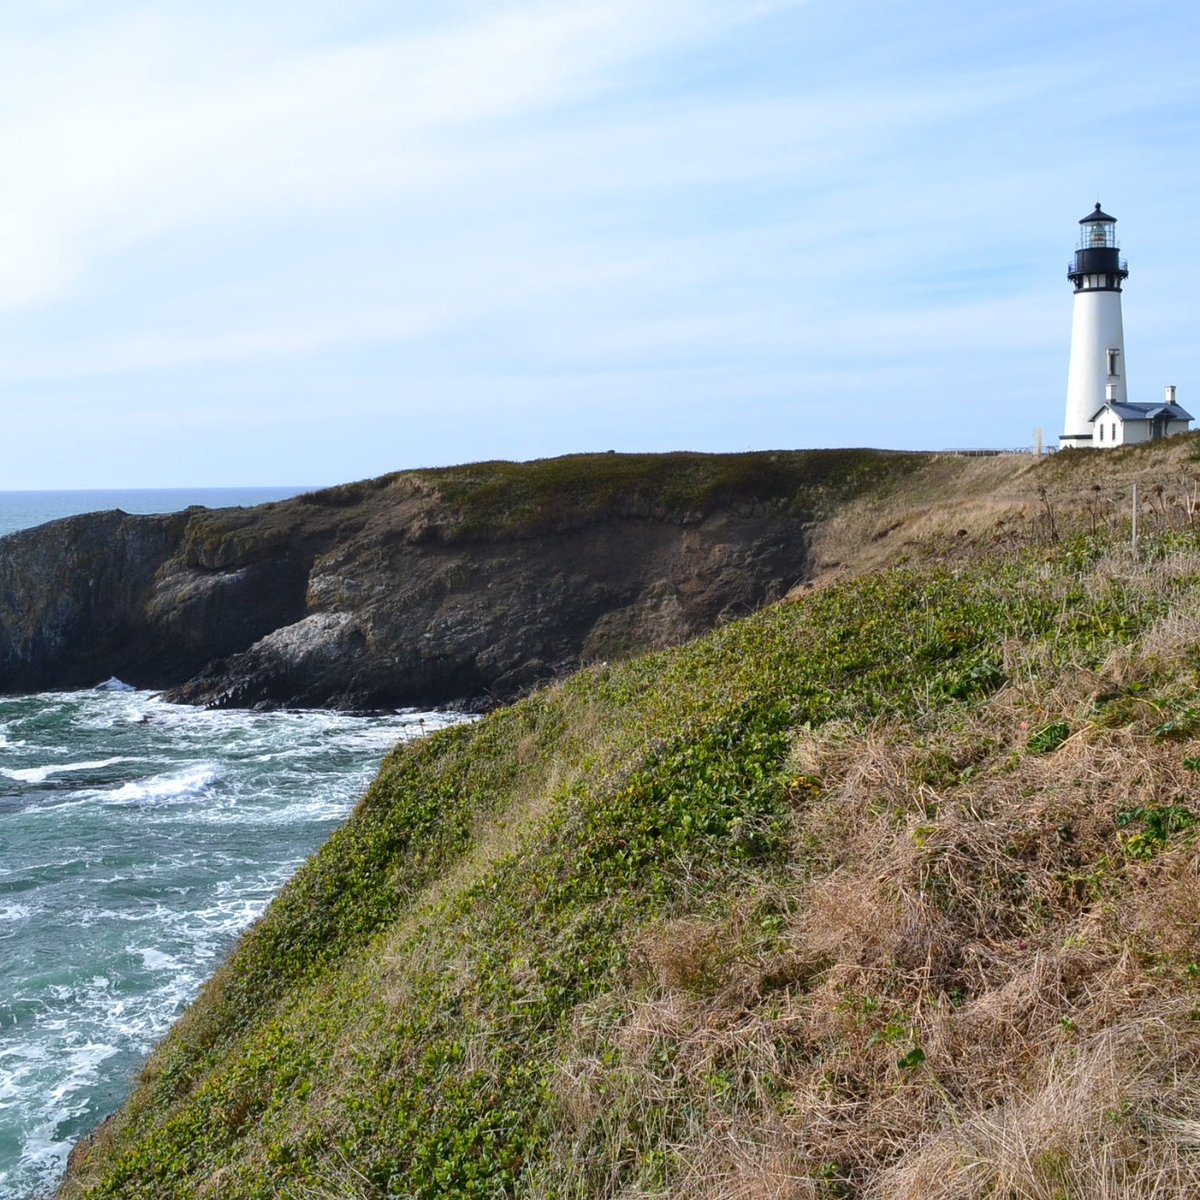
<box><xmin>62</xmin><ymin>509</ymin><xmax>1200</xmax><ymax>1197</ymax></box>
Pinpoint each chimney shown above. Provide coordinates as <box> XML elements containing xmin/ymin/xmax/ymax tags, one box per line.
<box><xmin>1166</xmin><ymin>384</ymin><xmax>1177</xmax><ymax>405</ymax></box>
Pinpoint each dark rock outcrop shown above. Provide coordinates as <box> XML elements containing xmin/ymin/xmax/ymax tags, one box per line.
<box><xmin>0</xmin><ymin>452</ymin><xmax>916</xmax><ymax>709</ymax></box>
<box><xmin>166</xmin><ymin>510</ymin><xmax>804</xmax><ymax>710</ymax></box>
<box><xmin>0</xmin><ymin>510</ymin><xmax>191</xmax><ymax>692</ymax></box>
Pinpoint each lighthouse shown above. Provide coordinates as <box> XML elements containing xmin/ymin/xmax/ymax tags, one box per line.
<box><xmin>1062</xmin><ymin>203</ymin><xmax>1128</xmax><ymax>447</ymax></box>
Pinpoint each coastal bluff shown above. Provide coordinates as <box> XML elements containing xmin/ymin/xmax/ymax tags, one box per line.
<box><xmin>52</xmin><ymin>436</ymin><xmax>1200</xmax><ymax>1199</ymax></box>
<box><xmin>0</xmin><ymin>451</ymin><xmax>924</xmax><ymax>710</ymax></box>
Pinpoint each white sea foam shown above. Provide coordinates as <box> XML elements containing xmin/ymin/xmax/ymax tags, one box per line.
<box><xmin>0</xmin><ymin>1031</ymin><xmax>120</xmax><ymax>1199</ymax></box>
<box><xmin>194</xmin><ymin>790</ymin><xmax>356</xmax><ymax>827</ymax></box>
<box><xmin>81</xmin><ymin>906</ymin><xmax>162</xmax><ymax>923</ymax></box>
<box><xmin>1</xmin><ymin>756</ymin><xmax>134</xmax><ymax>784</ymax></box>
<box><xmin>132</xmin><ymin>947</ymin><xmax>183</xmax><ymax>974</ymax></box>
<box><xmin>0</xmin><ymin>686</ymin><xmax>469</xmax><ymax>1199</ymax></box>
<box><xmin>93</xmin><ymin>678</ymin><xmax>136</xmax><ymax>693</ymax></box>
<box><xmin>101</xmin><ymin>763</ymin><xmax>218</xmax><ymax>805</ymax></box>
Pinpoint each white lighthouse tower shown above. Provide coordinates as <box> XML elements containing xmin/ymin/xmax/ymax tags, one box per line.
<box><xmin>1062</xmin><ymin>203</ymin><xmax>1128</xmax><ymax>447</ymax></box>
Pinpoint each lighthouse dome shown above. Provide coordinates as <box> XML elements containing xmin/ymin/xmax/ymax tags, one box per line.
<box><xmin>1080</xmin><ymin>203</ymin><xmax>1117</xmax><ymax>224</ymax></box>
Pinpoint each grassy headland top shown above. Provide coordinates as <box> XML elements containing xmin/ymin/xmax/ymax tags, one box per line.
<box><xmin>296</xmin><ymin>448</ymin><xmax>925</xmax><ymax>541</ymax></box>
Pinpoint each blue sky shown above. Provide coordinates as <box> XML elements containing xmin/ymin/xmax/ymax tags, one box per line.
<box><xmin>1</xmin><ymin>0</ymin><xmax>1198</xmax><ymax>487</ymax></box>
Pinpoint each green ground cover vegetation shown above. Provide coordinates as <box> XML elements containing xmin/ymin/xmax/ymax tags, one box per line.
<box><xmin>64</xmin><ymin>528</ymin><xmax>1200</xmax><ymax>1199</ymax></box>
<box><xmin>420</xmin><ymin>450</ymin><xmax>925</xmax><ymax>538</ymax></box>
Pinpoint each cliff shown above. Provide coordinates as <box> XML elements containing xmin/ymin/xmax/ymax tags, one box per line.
<box><xmin>0</xmin><ymin>450</ymin><xmax>925</xmax><ymax>709</ymax></box>
<box><xmin>59</xmin><ymin>521</ymin><xmax>1200</xmax><ymax>1199</ymax></box>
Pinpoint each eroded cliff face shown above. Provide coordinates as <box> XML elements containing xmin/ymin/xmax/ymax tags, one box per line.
<box><xmin>0</xmin><ymin>457</ymin><xmax>830</xmax><ymax>710</ymax></box>
<box><xmin>0</xmin><ymin>511</ymin><xmax>191</xmax><ymax>692</ymax></box>
<box><xmin>167</xmin><ymin>507</ymin><xmax>805</xmax><ymax>709</ymax></box>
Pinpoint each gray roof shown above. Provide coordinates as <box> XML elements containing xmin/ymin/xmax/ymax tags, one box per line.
<box><xmin>1089</xmin><ymin>401</ymin><xmax>1194</xmax><ymax>423</ymax></box>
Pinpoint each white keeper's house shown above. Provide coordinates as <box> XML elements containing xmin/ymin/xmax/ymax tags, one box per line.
<box><xmin>1061</xmin><ymin>204</ymin><xmax>1192</xmax><ymax>448</ymax></box>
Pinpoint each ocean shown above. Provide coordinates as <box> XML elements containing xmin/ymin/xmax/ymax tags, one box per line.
<box><xmin>0</xmin><ymin>486</ymin><xmax>314</xmax><ymax>540</ymax></box>
<box><xmin>0</xmin><ymin>491</ymin><xmax>461</xmax><ymax>1199</ymax></box>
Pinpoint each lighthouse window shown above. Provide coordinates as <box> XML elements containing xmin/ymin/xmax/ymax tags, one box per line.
<box><xmin>1098</xmin><ymin>424</ymin><xmax>1105</xmax><ymax>442</ymax></box>
<box><xmin>1107</xmin><ymin>349</ymin><xmax>1120</xmax><ymax>378</ymax></box>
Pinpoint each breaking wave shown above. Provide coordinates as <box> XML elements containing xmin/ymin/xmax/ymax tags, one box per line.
<box><xmin>0</xmin><ymin>687</ymin><xmax>466</xmax><ymax>1199</ymax></box>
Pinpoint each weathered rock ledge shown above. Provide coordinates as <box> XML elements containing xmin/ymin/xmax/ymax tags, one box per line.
<box><xmin>0</xmin><ymin>451</ymin><xmax>919</xmax><ymax>710</ymax></box>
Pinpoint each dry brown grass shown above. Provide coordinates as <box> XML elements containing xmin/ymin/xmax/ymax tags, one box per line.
<box><xmin>803</xmin><ymin>438</ymin><xmax>1200</xmax><ymax>585</ymax></box>
<box><xmin>525</xmin><ymin>556</ymin><xmax>1200</xmax><ymax>1198</ymax></box>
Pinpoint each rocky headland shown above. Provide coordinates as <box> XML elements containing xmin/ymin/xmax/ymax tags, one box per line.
<box><xmin>9</xmin><ymin>443</ymin><xmax>1200</xmax><ymax>713</ymax></box>
<box><xmin>1</xmin><ymin>450</ymin><xmax>930</xmax><ymax>710</ymax></box>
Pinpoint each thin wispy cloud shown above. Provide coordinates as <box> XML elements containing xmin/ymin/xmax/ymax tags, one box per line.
<box><xmin>0</xmin><ymin>0</ymin><xmax>1196</xmax><ymax>485</ymax></box>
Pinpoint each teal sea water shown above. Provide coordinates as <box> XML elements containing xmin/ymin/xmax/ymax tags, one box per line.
<box><xmin>0</xmin><ymin>492</ymin><xmax>460</xmax><ymax>1199</ymax></box>
<box><xmin>0</xmin><ymin>486</ymin><xmax>314</xmax><ymax>539</ymax></box>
